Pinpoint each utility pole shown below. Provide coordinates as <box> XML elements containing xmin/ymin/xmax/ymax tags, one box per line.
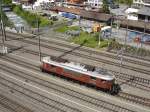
<box><xmin>3</xmin><ymin>23</ymin><xmax>6</xmax><ymax>41</ymax></box>
<box><xmin>108</xmin><ymin>15</ymin><xmax>113</xmax><ymax>48</ymax></box>
<box><xmin>141</xmin><ymin>19</ymin><xmax>146</xmax><ymax>48</ymax></box>
<box><xmin>0</xmin><ymin>0</ymin><xmax>7</xmax><ymax>54</ymax></box>
<box><xmin>124</xmin><ymin>19</ymin><xmax>129</xmax><ymax>51</ymax></box>
<box><xmin>37</xmin><ymin>15</ymin><xmax>41</xmax><ymax>61</ymax></box>
<box><xmin>78</xmin><ymin>15</ymin><xmax>81</xmax><ymax>34</ymax></box>
<box><xmin>117</xmin><ymin>47</ymin><xmax>124</xmax><ymax>76</ymax></box>
<box><xmin>98</xmin><ymin>30</ymin><xmax>101</xmax><ymax>47</ymax></box>
<box><xmin>0</xmin><ymin>0</ymin><xmax>5</xmax><ymax>46</ymax></box>
<box><xmin>119</xmin><ymin>48</ymin><xmax>123</xmax><ymax>75</ymax></box>
<box><xmin>110</xmin><ymin>15</ymin><xmax>113</xmax><ymax>38</ymax></box>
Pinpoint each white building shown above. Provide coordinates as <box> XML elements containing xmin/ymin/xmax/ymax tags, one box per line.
<box><xmin>133</xmin><ymin>0</ymin><xmax>150</xmax><ymax>7</ymax></box>
<box><xmin>12</xmin><ymin>0</ymin><xmax>21</xmax><ymax>4</ymax></box>
<box><xmin>125</xmin><ymin>6</ymin><xmax>150</xmax><ymax>22</ymax></box>
<box><xmin>125</xmin><ymin>8</ymin><xmax>139</xmax><ymax>20</ymax></box>
<box><xmin>33</xmin><ymin>0</ymin><xmax>55</xmax><ymax>9</ymax></box>
<box><xmin>84</xmin><ymin>0</ymin><xmax>103</xmax><ymax>8</ymax></box>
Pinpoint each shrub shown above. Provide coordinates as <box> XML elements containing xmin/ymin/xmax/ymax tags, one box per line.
<box><xmin>70</xmin><ymin>32</ymin><xmax>110</xmax><ymax>48</ymax></box>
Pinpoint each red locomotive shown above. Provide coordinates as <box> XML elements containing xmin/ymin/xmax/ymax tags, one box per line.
<box><xmin>41</xmin><ymin>56</ymin><xmax>120</xmax><ymax>94</ymax></box>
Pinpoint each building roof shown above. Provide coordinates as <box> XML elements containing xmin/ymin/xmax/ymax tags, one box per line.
<box><xmin>138</xmin><ymin>7</ymin><xmax>150</xmax><ymax>16</ymax></box>
<box><xmin>50</xmin><ymin>6</ymin><xmax>112</xmax><ymax>21</ymax></box>
<box><xmin>42</xmin><ymin>56</ymin><xmax>114</xmax><ymax>81</ymax></box>
<box><xmin>50</xmin><ymin>6</ymin><xmax>150</xmax><ymax>30</ymax></box>
<box><xmin>119</xmin><ymin>19</ymin><xmax>150</xmax><ymax>30</ymax></box>
<box><xmin>80</xmin><ymin>10</ymin><xmax>112</xmax><ymax>21</ymax></box>
<box><xmin>143</xmin><ymin>0</ymin><xmax>150</xmax><ymax>3</ymax></box>
<box><xmin>21</xmin><ymin>0</ymin><xmax>30</xmax><ymax>2</ymax></box>
<box><xmin>125</xmin><ymin>8</ymin><xmax>139</xmax><ymax>14</ymax></box>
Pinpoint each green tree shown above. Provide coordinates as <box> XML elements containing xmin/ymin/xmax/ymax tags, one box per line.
<box><xmin>126</xmin><ymin>0</ymin><xmax>133</xmax><ymax>7</ymax></box>
<box><xmin>115</xmin><ymin>0</ymin><xmax>133</xmax><ymax>6</ymax></box>
<box><xmin>3</xmin><ymin>0</ymin><xmax>12</xmax><ymax>5</ymax></box>
<box><xmin>102</xmin><ymin>0</ymin><xmax>110</xmax><ymax>13</ymax></box>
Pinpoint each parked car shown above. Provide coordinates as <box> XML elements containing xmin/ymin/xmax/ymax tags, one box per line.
<box><xmin>66</xmin><ymin>30</ymin><xmax>80</xmax><ymax>36</ymax></box>
<box><xmin>141</xmin><ymin>35</ymin><xmax>150</xmax><ymax>43</ymax></box>
<box><xmin>48</xmin><ymin>15</ymin><xmax>58</xmax><ymax>21</ymax></box>
<box><xmin>109</xmin><ymin>4</ymin><xmax>119</xmax><ymax>9</ymax></box>
<box><xmin>41</xmin><ymin>13</ymin><xmax>48</xmax><ymax>17</ymax></box>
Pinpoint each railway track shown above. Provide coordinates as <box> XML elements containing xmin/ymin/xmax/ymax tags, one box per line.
<box><xmin>0</xmin><ymin>94</ymin><xmax>33</xmax><ymax>112</ymax></box>
<box><xmin>0</xmin><ymin>63</ymin><xmax>144</xmax><ymax>112</ymax></box>
<box><xmin>34</xmin><ymin>37</ymin><xmax>150</xmax><ymax>66</ymax></box>
<box><xmin>118</xmin><ymin>92</ymin><xmax>150</xmax><ymax>107</ymax></box>
<box><xmin>3</xmin><ymin>33</ymin><xmax>150</xmax><ymax>76</ymax></box>
<box><xmin>0</xmin><ymin>75</ymin><xmax>82</xmax><ymax>112</ymax></box>
<box><xmin>1</xmin><ymin>43</ymin><xmax>150</xmax><ymax>92</ymax></box>
<box><xmin>2</xmin><ymin>31</ymin><xmax>150</xmax><ymax>65</ymax></box>
<box><xmin>112</xmin><ymin>71</ymin><xmax>150</xmax><ymax>92</ymax></box>
<box><xmin>0</xmin><ymin>55</ymin><xmax>150</xmax><ymax>108</ymax></box>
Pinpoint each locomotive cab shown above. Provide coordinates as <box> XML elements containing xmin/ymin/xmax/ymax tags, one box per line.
<box><xmin>110</xmin><ymin>80</ymin><xmax>121</xmax><ymax>94</ymax></box>
<box><xmin>98</xmin><ymin>70</ymin><xmax>121</xmax><ymax>94</ymax></box>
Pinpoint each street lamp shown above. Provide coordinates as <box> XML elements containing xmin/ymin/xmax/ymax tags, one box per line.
<box><xmin>117</xmin><ymin>47</ymin><xmax>124</xmax><ymax>75</ymax></box>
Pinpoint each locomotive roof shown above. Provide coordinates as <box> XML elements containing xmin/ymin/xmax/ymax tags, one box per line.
<box><xmin>42</xmin><ymin>56</ymin><xmax>114</xmax><ymax>81</ymax></box>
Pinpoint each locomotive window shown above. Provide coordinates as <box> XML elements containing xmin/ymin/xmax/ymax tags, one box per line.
<box><xmin>101</xmin><ymin>79</ymin><xmax>106</xmax><ymax>83</ymax></box>
<box><xmin>51</xmin><ymin>65</ymin><xmax>56</xmax><ymax>67</ymax></box>
<box><xmin>91</xmin><ymin>76</ymin><xmax>96</xmax><ymax>80</ymax></box>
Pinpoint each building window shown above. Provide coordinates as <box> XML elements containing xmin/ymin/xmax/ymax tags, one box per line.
<box><xmin>51</xmin><ymin>65</ymin><xmax>56</xmax><ymax>67</ymax></box>
<box><xmin>91</xmin><ymin>76</ymin><xmax>97</xmax><ymax>80</ymax></box>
